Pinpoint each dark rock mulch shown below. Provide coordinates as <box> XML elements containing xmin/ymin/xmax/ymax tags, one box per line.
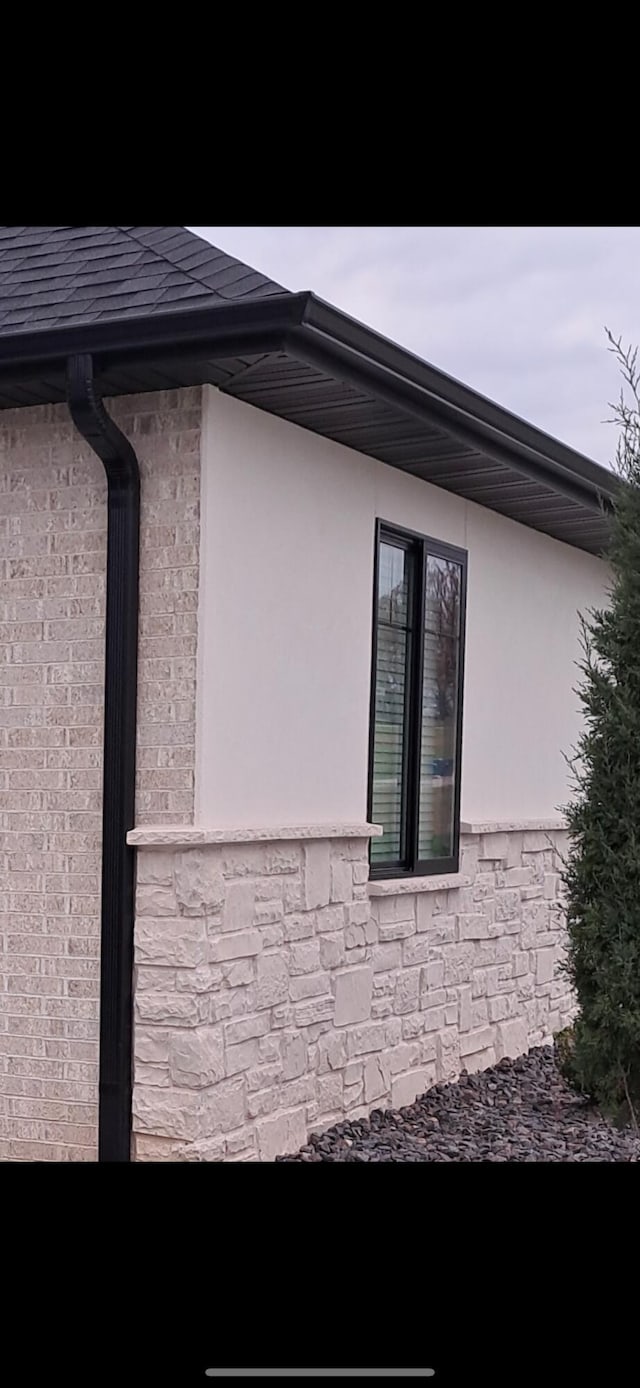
<box><xmin>277</xmin><ymin>1046</ymin><xmax>640</xmax><ymax>1162</ymax></box>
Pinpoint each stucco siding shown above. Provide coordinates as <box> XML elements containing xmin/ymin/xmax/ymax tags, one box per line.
<box><xmin>196</xmin><ymin>386</ymin><xmax>608</xmax><ymax>830</ymax></box>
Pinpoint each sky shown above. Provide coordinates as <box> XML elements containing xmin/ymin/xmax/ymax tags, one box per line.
<box><xmin>190</xmin><ymin>227</ymin><xmax>640</xmax><ymax>468</ymax></box>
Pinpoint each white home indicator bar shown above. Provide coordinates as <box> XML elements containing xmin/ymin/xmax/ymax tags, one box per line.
<box><xmin>205</xmin><ymin>1373</ymin><xmax>435</xmax><ymax>1379</ymax></box>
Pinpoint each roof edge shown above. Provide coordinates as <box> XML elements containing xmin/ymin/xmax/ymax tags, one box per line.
<box><xmin>296</xmin><ymin>295</ymin><xmax>619</xmax><ymax>511</ymax></box>
<box><xmin>0</xmin><ymin>292</ymin><xmax>310</xmax><ymax>370</ymax></box>
<box><xmin>0</xmin><ymin>284</ymin><xmax>619</xmax><ymax>518</ymax></box>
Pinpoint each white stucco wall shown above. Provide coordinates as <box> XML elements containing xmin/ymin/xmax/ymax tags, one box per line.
<box><xmin>196</xmin><ymin>386</ymin><xmax>609</xmax><ymax>830</ymax></box>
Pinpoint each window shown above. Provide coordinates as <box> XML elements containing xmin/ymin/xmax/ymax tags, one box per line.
<box><xmin>368</xmin><ymin>521</ymin><xmax>467</xmax><ymax>878</ymax></box>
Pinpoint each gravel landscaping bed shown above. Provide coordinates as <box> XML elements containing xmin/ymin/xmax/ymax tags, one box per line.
<box><xmin>276</xmin><ymin>1046</ymin><xmax>640</xmax><ymax>1161</ymax></box>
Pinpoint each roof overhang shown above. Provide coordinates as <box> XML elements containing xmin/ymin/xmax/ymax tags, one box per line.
<box><xmin>0</xmin><ymin>291</ymin><xmax>617</xmax><ymax>555</ymax></box>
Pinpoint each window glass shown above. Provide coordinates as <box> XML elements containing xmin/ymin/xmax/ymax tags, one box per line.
<box><xmin>418</xmin><ymin>556</ymin><xmax>462</xmax><ymax>861</ymax></box>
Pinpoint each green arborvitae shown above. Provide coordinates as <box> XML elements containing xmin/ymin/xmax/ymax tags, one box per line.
<box><xmin>561</xmin><ymin>333</ymin><xmax>640</xmax><ymax>1127</ymax></box>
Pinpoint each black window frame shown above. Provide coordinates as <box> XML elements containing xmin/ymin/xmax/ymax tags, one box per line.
<box><xmin>367</xmin><ymin>519</ymin><xmax>468</xmax><ymax>880</ymax></box>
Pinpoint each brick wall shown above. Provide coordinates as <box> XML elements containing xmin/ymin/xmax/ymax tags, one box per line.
<box><xmin>0</xmin><ymin>389</ymin><xmax>201</xmax><ymax>1161</ymax></box>
<box><xmin>129</xmin><ymin>824</ymin><xmax>571</xmax><ymax>1162</ymax></box>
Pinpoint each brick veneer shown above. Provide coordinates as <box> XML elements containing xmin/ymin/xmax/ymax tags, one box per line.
<box><xmin>0</xmin><ymin>389</ymin><xmax>201</xmax><ymax>1161</ymax></box>
<box><xmin>130</xmin><ymin>825</ymin><xmax>571</xmax><ymax>1162</ymax></box>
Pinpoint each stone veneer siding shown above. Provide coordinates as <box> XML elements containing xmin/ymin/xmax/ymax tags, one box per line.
<box><xmin>0</xmin><ymin>388</ymin><xmax>201</xmax><ymax>1162</ymax></box>
<box><xmin>130</xmin><ymin>823</ymin><xmax>571</xmax><ymax>1162</ymax></box>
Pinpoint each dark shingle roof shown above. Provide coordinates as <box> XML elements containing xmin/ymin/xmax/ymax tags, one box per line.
<box><xmin>0</xmin><ymin>225</ymin><xmax>286</xmax><ymax>336</ymax></box>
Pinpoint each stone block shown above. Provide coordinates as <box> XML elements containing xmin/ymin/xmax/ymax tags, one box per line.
<box><xmin>494</xmin><ymin>890</ymin><xmax>520</xmax><ymax>922</ymax></box>
<box><xmin>225</xmin><ymin>1039</ymin><xmax>260</xmax><ymax>1076</ymax></box>
<box><xmin>330</xmin><ymin>859</ymin><xmax>353</xmax><ymax>904</ymax></box>
<box><xmin>442</xmin><ymin>943</ymin><xmax>474</xmax><ymax>986</ymax></box>
<box><xmin>319</xmin><ymin>935</ymin><xmax>346</xmax><ymax>969</ymax></box>
<box><xmin>436</xmin><ymin>1031</ymin><xmax>460</xmax><ymax>1082</ymax></box>
<box><xmin>302</xmin><ymin>841</ymin><xmax>330</xmax><ymax>910</ymax></box>
<box><xmin>134</xmin><ymin>1028</ymin><xmax>172</xmax><ymax>1065</ymax></box>
<box><xmin>288</xmin><ymin>941</ymin><xmax>321</xmax><ymax>975</ymax></box>
<box><xmin>135</xmin><ymin>915</ymin><xmax>206</xmax><ymax>968</ymax></box>
<box><xmin>293</xmin><ymin>996</ymin><xmax>335</xmax><ymax>1027</ymax></box>
<box><xmin>283</xmin><ymin>913</ymin><xmax>315</xmax><ymax>942</ymax></box>
<box><xmin>136</xmin><ymin>886</ymin><xmax>178</xmax><ymax>918</ymax></box>
<box><xmin>173</xmin><ymin>851</ymin><xmax>225</xmax><ymax>917</ymax></box>
<box><xmin>421</xmin><ymin>1006</ymin><xmax>447</xmax><ymax>1032</ymax></box>
<box><xmin>316</xmin><ymin>1072</ymin><xmax>343</xmax><ymax>1113</ymax></box>
<box><xmin>136</xmin><ymin>850</ymin><xmax>175</xmax><ymax>888</ymax></box>
<box><xmin>460</xmin><ymin>1025</ymin><xmax>495</xmax><ymax>1057</ymax></box>
<box><xmin>254</xmin><ymin>954</ymin><xmax>289</xmax><ymax>1009</ymax></box>
<box><xmin>317</xmin><ymin>1031</ymin><xmax>347</xmax><ymax>1073</ymax></box>
<box><xmin>496</xmin><ymin>1018</ymin><xmax>528</xmax><ymax>1059</ymax></box>
<box><xmin>429</xmin><ymin>913</ymin><xmax>457</xmax><ymax>945</ymax></box>
<box><xmin>536</xmin><ymin>947</ymin><xmax>556</xmax><ymax>984</ymax></box>
<box><xmin>402</xmin><ymin>936</ymin><xmax>432</xmax><ymax>967</ymax></box>
<box><xmin>391</xmin><ymin>1066</ymin><xmax>435</xmax><ymax>1108</ymax></box>
<box><xmin>389</xmin><ymin>1042</ymin><xmax>421</xmax><ymax>1075</ymax></box>
<box><xmin>377</xmin><ymin>895</ymin><xmax>416</xmax><ymax>926</ymax></box>
<box><xmin>254</xmin><ymin>901</ymin><xmax>284</xmax><ymax>927</ymax></box>
<box><xmin>463</xmin><ymin>1047</ymin><xmax>496</xmax><ymax>1074</ymax></box>
<box><xmin>135</xmin><ymin>992</ymin><xmax>199</xmax><ymax>1027</ymax></box>
<box><xmin>168</xmin><ymin>1028</ymin><xmax>224</xmax><ymax>1088</ymax></box>
<box><xmin>416</xmin><ymin>893</ymin><xmax>435</xmax><ymax>932</ymax></box>
<box><xmin>523</xmin><ymin>831</ymin><xmax>548</xmax><ymax>853</ymax></box>
<box><xmin>222</xmin><ymin>879</ymin><xmax>256</xmax><ymax>933</ymax></box>
<box><xmin>199</xmin><ymin>1078</ymin><xmax>246</xmax><ymax>1138</ymax></box>
<box><xmin>282</xmin><ymin>1034</ymin><xmax>307</xmax><ymax>1080</ymax></box>
<box><xmin>378</xmin><ymin>919</ymin><xmax>416</xmax><ymax>942</ymax></box>
<box><xmin>371</xmin><ymin>942</ymin><xmax>402</xmax><ymax>973</ymax></box>
<box><xmin>132</xmin><ymin>1085</ymin><xmax>200</xmax><ymax>1141</ymax></box>
<box><xmin>224</xmin><ymin>1014</ymin><xmax>270</xmax><ymax>1045</ymax></box>
<box><xmin>222</xmin><ymin>959</ymin><xmax>255</xmax><ymax>988</ymax></box>
<box><xmin>422</xmin><ymin>960</ymin><xmax>444</xmax><ymax>991</ymax></box>
<box><xmin>209</xmin><ymin>931</ymin><xmax>263</xmax><ymax>963</ymax></box>
<box><xmin>346</xmin><ymin>900</ymin><xmax>374</xmax><ymax>929</ymax></box>
<box><xmin>364</xmin><ymin>1054</ymin><xmax>391</xmax><ymax>1103</ymax></box>
<box><xmin>289</xmin><ymin>973</ymin><xmax>331</xmax><ymax>1001</ymax></box>
<box><xmin>256</xmin><ymin>1108</ymin><xmax>308</xmax><ymax>1162</ymax></box>
<box><xmin>334</xmin><ymin>966</ymin><xmax>373</xmax><ymax>1026</ymax></box>
<box><xmin>346</xmin><ymin>1022</ymin><xmax>388</xmax><ymax>1056</ymax></box>
<box><xmin>393</xmin><ymin>970</ymin><xmax>420</xmax><ymax>1015</ymax></box>
<box><xmin>315</xmin><ymin>904</ymin><xmax>347</xmax><ymax>934</ymax></box>
<box><xmin>479</xmin><ymin>832</ymin><xmax>508</xmax><ymax>862</ymax></box>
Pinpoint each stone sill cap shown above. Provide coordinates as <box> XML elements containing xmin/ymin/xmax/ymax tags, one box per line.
<box><xmin>369</xmin><ymin>872</ymin><xmax>470</xmax><ymax>896</ymax></box>
<box><xmin>127</xmin><ymin>822</ymin><xmax>383</xmax><ymax>848</ymax></box>
<box><xmin>460</xmin><ymin>817</ymin><xmax>566</xmax><ymax>834</ymax></box>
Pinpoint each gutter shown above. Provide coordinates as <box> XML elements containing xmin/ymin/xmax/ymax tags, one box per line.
<box><xmin>67</xmin><ymin>354</ymin><xmax>140</xmax><ymax>1163</ymax></box>
<box><xmin>0</xmin><ymin>293</ymin><xmax>618</xmax><ymax>517</ymax></box>
<box><xmin>293</xmin><ymin>298</ymin><xmax>618</xmax><ymax>515</ymax></box>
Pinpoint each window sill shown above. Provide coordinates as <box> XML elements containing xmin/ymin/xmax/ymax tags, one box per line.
<box><xmin>368</xmin><ymin>872</ymin><xmax>470</xmax><ymax>897</ymax></box>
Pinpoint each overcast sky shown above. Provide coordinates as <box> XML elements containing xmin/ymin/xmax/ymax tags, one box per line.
<box><xmin>190</xmin><ymin>227</ymin><xmax>640</xmax><ymax>468</ymax></box>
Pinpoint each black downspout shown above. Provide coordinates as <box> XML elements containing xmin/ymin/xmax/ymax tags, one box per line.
<box><xmin>67</xmin><ymin>354</ymin><xmax>140</xmax><ymax>1163</ymax></box>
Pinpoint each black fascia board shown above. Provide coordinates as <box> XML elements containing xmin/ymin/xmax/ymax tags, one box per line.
<box><xmin>294</xmin><ymin>296</ymin><xmax>619</xmax><ymax>515</ymax></box>
<box><xmin>0</xmin><ymin>287</ymin><xmax>619</xmax><ymax>517</ymax></box>
<box><xmin>0</xmin><ymin>292</ymin><xmax>310</xmax><ymax>371</ymax></box>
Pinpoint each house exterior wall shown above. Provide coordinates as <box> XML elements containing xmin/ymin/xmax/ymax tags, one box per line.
<box><xmin>196</xmin><ymin>386</ymin><xmax>608</xmax><ymax>829</ymax></box>
<box><xmin>1</xmin><ymin>378</ymin><xmax>611</xmax><ymax>1162</ymax></box>
<box><xmin>126</xmin><ymin>384</ymin><xmax>609</xmax><ymax>1161</ymax></box>
<box><xmin>0</xmin><ymin>388</ymin><xmax>201</xmax><ymax>1162</ymax></box>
